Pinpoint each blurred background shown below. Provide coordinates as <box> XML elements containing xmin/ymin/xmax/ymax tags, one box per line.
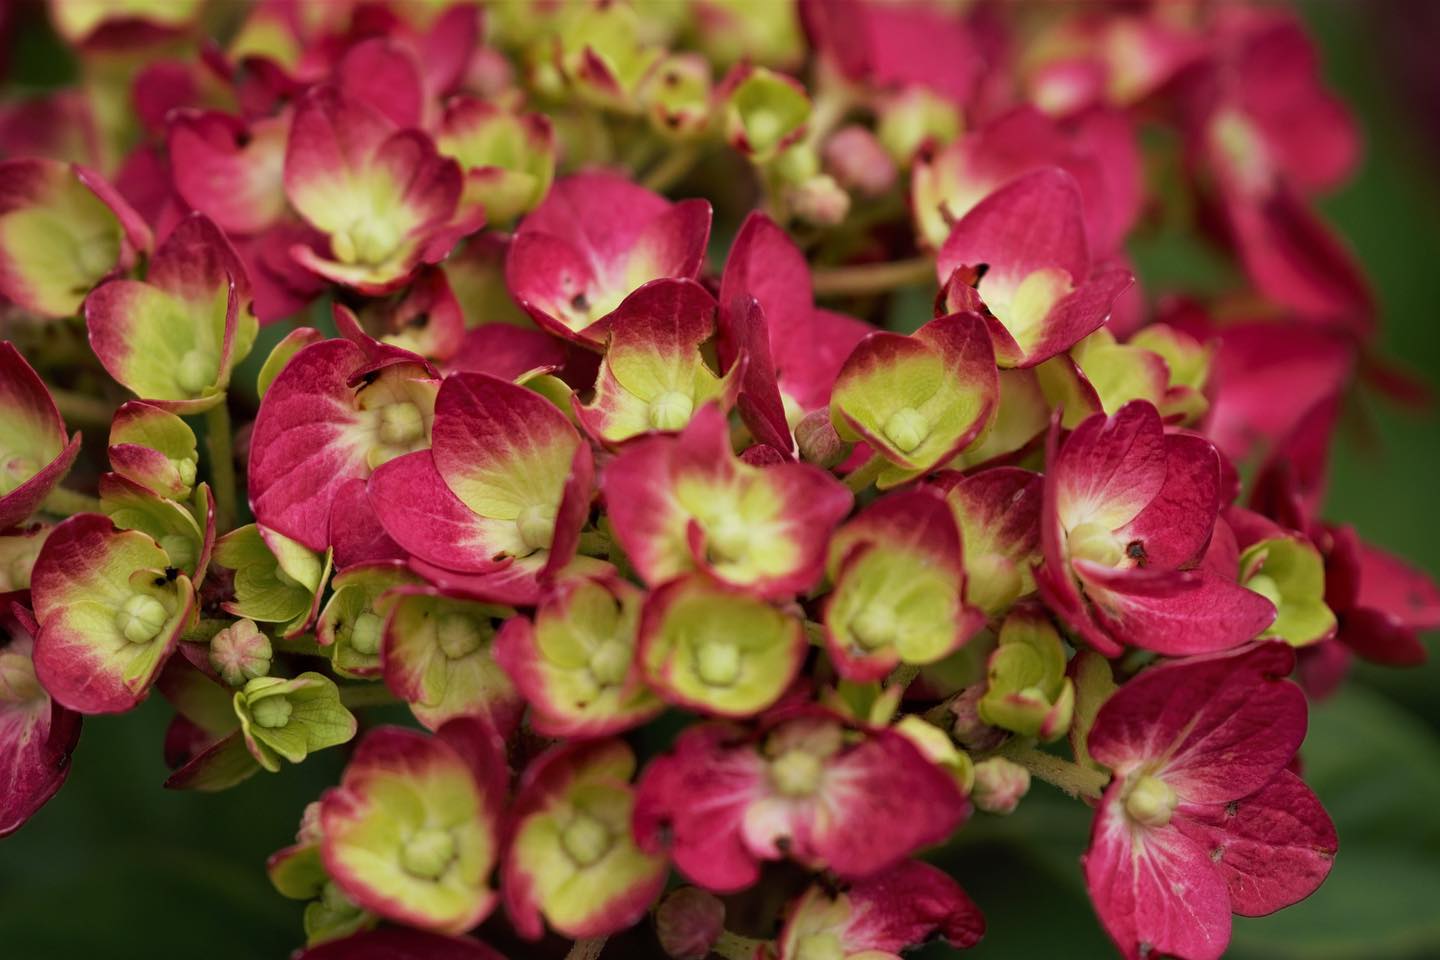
<box><xmin>1</xmin><ymin>3</ymin><xmax>1438</xmax><ymax>958</ymax></box>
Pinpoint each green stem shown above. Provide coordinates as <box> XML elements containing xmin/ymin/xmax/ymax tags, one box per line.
<box><xmin>564</xmin><ymin>937</ymin><xmax>607</xmax><ymax>960</ymax></box>
<box><xmin>50</xmin><ymin>388</ymin><xmax>113</xmax><ymax>428</ymax></box>
<box><xmin>811</xmin><ymin>257</ymin><xmax>935</xmax><ymax>298</ymax></box>
<box><xmin>642</xmin><ymin>143</ymin><xmax>702</xmax><ymax>193</ymax></box>
<box><xmin>41</xmin><ymin>486</ymin><xmax>102</xmax><ymax>516</ymax></box>
<box><xmin>204</xmin><ymin>400</ymin><xmax>237</xmax><ymax>532</ymax></box>
<box><xmin>714</xmin><ymin>931</ymin><xmax>769</xmax><ymax>960</ymax></box>
<box><xmin>338</xmin><ymin>683</ymin><xmax>401</xmax><ymax>710</ymax></box>
<box><xmin>843</xmin><ymin>452</ymin><xmax>886</xmax><ymax>493</ymax></box>
<box><xmin>996</xmin><ymin>739</ymin><xmax>1110</xmax><ymax>801</ymax></box>
<box><xmin>181</xmin><ymin>618</ymin><xmax>232</xmax><ymax>644</ymax></box>
<box><xmin>887</xmin><ymin>663</ymin><xmax>921</xmax><ymax>689</ymax></box>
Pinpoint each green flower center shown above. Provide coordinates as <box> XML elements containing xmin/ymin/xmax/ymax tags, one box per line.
<box><xmin>350</xmin><ymin>611</ymin><xmax>384</xmax><ymax>656</ymax></box>
<box><xmin>795</xmin><ymin>933</ymin><xmax>845</xmax><ymax>960</ymax></box>
<box><xmin>769</xmin><ymin>748</ymin><xmax>824</xmax><ymax>797</ymax></box>
<box><xmin>588</xmin><ymin>637</ymin><xmax>632</xmax><ymax>687</ymax></box>
<box><xmin>401</xmin><ymin>827</ymin><xmax>457</xmax><ymax>880</ymax></box>
<box><xmin>1124</xmin><ymin>774</ymin><xmax>1178</xmax><ymax>828</ymax></box>
<box><xmin>115</xmin><ymin>593</ymin><xmax>168</xmax><ymax>645</ymax></box>
<box><xmin>648</xmin><ymin>390</ymin><xmax>695</xmax><ymax>431</ymax></box>
<box><xmin>560</xmin><ymin>811</ymin><xmax>613</xmax><ymax>867</ymax></box>
<box><xmin>695</xmin><ymin>640</ymin><xmax>741</xmax><ymax>687</ymax></box>
<box><xmin>176</xmin><ymin>349</ymin><xmax>212</xmax><ymax>395</ymax></box>
<box><xmin>881</xmin><ymin>407</ymin><xmax>929</xmax><ymax>453</ymax></box>
<box><xmin>437</xmin><ymin>612</ymin><xmax>485</xmax><ymax>660</ymax></box>
<box><xmin>703</xmin><ymin>513</ymin><xmax>752</xmax><ymax>565</ymax></box>
<box><xmin>251</xmin><ymin>694</ymin><xmax>293</xmax><ymax>729</ymax></box>
<box><xmin>378</xmin><ymin>401</ymin><xmax>425</xmax><ymax>446</ymax></box>
<box><xmin>1067</xmin><ymin>521</ymin><xmax>1123</xmax><ymax>567</ymax></box>
<box><xmin>850</xmin><ymin>602</ymin><xmax>899</xmax><ymax>651</ymax></box>
<box><xmin>173</xmin><ymin>456</ymin><xmax>198</xmax><ymax>488</ymax></box>
<box><xmin>516</xmin><ymin>504</ymin><xmax>556</xmax><ymax>554</ymax></box>
<box><xmin>332</xmin><ymin>218</ymin><xmax>401</xmax><ymax>266</ymax></box>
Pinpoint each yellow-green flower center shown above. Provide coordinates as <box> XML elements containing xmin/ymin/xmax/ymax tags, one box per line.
<box><xmin>560</xmin><ymin>811</ymin><xmax>613</xmax><ymax>868</ymax></box>
<box><xmin>695</xmin><ymin>639</ymin><xmax>741</xmax><ymax>687</ymax></box>
<box><xmin>115</xmin><ymin>593</ymin><xmax>168</xmax><ymax>645</ymax></box>
<box><xmin>378</xmin><ymin>401</ymin><xmax>425</xmax><ymax>446</ymax></box>
<box><xmin>437</xmin><ymin>612</ymin><xmax>485</xmax><ymax>660</ymax></box>
<box><xmin>176</xmin><ymin>349</ymin><xmax>212</xmax><ymax>395</ymax></box>
<box><xmin>769</xmin><ymin>748</ymin><xmax>824</xmax><ymax>797</ymax></box>
<box><xmin>881</xmin><ymin>406</ymin><xmax>929</xmax><ymax>453</ymax></box>
<box><xmin>588</xmin><ymin>637</ymin><xmax>632</xmax><ymax>687</ymax></box>
<box><xmin>649</xmin><ymin>390</ymin><xmax>695</xmax><ymax>431</ymax></box>
<box><xmin>401</xmin><ymin>827</ymin><xmax>457</xmax><ymax>880</ymax></box>
<box><xmin>1124</xmin><ymin>774</ymin><xmax>1178</xmax><ymax>828</ymax></box>
<box><xmin>251</xmin><ymin>694</ymin><xmax>293</xmax><ymax>729</ymax></box>
<box><xmin>332</xmin><ymin>218</ymin><xmax>401</xmax><ymax>266</ymax></box>
<box><xmin>1067</xmin><ymin>521</ymin><xmax>1123</xmax><ymax>567</ymax></box>
<box><xmin>703</xmin><ymin>513</ymin><xmax>752</xmax><ymax>565</ymax></box>
<box><xmin>173</xmin><ymin>455</ymin><xmax>198</xmax><ymax>488</ymax></box>
<box><xmin>350</xmin><ymin>611</ymin><xmax>384</xmax><ymax>656</ymax></box>
<box><xmin>850</xmin><ymin>602</ymin><xmax>899</xmax><ymax>651</ymax></box>
<box><xmin>795</xmin><ymin>933</ymin><xmax>845</xmax><ymax>960</ymax></box>
<box><xmin>516</xmin><ymin>504</ymin><xmax>556</xmax><ymax>554</ymax></box>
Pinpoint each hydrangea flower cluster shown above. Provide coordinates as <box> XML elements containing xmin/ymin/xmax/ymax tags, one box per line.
<box><xmin>0</xmin><ymin>2</ymin><xmax>1435</xmax><ymax>959</ymax></box>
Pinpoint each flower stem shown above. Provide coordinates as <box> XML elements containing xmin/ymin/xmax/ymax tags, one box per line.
<box><xmin>41</xmin><ymin>486</ymin><xmax>102</xmax><ymax>517</ymax></box>
<box><xmin>337</xmin><ymin>683</ymin><xmax>401</xmax><ymax>710</ymax></box>
<box><xmin>50</xmin><ymin>388</ymin><xmax>113</xmax><ymax>428</ymax></box>
<box><xmin>887</xmin><ymin>663</ymin><xmax>920</xmax><ymax>689</ymax></box>
<box><xmin>844</xmin><ymin>452</ymin><xmax>886</xmax><ymax>492</ymax></box>
<box><xmin>714</xmin><ymin>931</ymin><xmax>768</xmax><ymax>960</ymax></box>
<box><xmin>204</xmin><ymin>400</ymin><xmax>237</xmax><ymax>532</ymax></box>
<box><xmin>565</xmin><ymin>937</ymin><xmax>607</xmax><ymax>960</ymax></box>
<box><xmin>642</xmin><ymin>143</ymin><xmax>702</xmax><ymax>193</ymax></box>
<box><xmin>996</xmin><ymin>739</ymin><xmax>1110</xmax><ymax>801</ymax></box>
<box><xmin>811</xmin><ymin>257</ymin><xmax>935</xmax><ymax>298</ymax></box>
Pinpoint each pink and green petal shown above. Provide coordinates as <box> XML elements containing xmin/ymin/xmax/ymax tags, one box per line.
<box><xmin>215</xmin><ymin>523</ymin><xmax>332</xmax><ymax>638</ymax></box>
<box><xmin>502</xmin><ymin>739</ymin><xmax>666</xmax><ymax>939</ymax></box>
<box><xmin>98</xmin><ymin>472</ymin><xmax>208</xmax><ymax>578</ymax></box>
<box><xmin>0</xmin><ymin>614</ymin><xmax>82</xmax><ymax>836</ymax></box>
<box><xmin>0</xmin><ymin>342</ymin><xmax>80</xmax><ymax>529</ymax></box>
<box><xmin>320</xmin><ymin>724</ymin><xmax>504</xmax><ymax>935</ymax></box>
<box><xmin>493</xmin><ymin>575</ymin><xmax>662</xmax><ymax>738</ymax></box>
<box><xmin>0</xmin><ymin>158</ymin><xmax>148</xmax><ymax>318</ymax></box>
<box><xmin>107</xmin><ymin>400</ymin><xmax>197</xmax><ymax>500</ymax></box>
<box><xmin>233</xmin><ymin>671</ymin><xmax>356</xmax><ymax>773</ymax></box>
<box><xmin>577</xmin><ymin>278</ymin><xmax>739</xmax><ymax>444</ymax></box>
<box><xmin>639</xmin><ymin>575</ymin><xmax>805</xmax><ymax>717</ymax></box>
<box><xmin>316</xmin><ymin>561</ymin><xmax>423</xmax><ymax>679</ymax></box>
<box><xmin>438</xmin><ymin>97</ymin><xmax>556</xmax><ymax>225</ymax></box>
<box><xmin>505</xmin><ymin>171</ymin><xmax>711</xmax><ymax>343</ymax></box>
<box><xmin>934</xmin><ymin>467</ymin><xmax>1043</xmax><ymax>617</ymax></box>
<box><xmin>30</xmin><ymin>514</ymin><xmax>194</xmax><ymax>714</ymax></box>
<box><xmin>379</xmin><ymin>587</ymin><xmax>520</xmax><ymax>736</ymax></box>
<box><xmin>830</xmin><ymin>312</ymin><xmax>998</xmax><ymax>480</ymax></box>
<box><xmin>168</xmin><ymin>109</ymin><xmax>290</xmax><ymax>235</ymax></box>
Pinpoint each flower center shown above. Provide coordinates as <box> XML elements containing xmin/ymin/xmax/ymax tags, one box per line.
<box><xmin>436</xmin><ymin>612</ymin><xmax>485</xmax><ymax>660</ymax></box>
<box><xmin>176</xmin><ymin>349</ymin><xmax>212</xmax><ymax>395</ymax></box>
<box><xmin>1124</xmin><ymin>774</ymin><xmax>1179</xmax><ymax>828</ymax></box>
<box><xmin>401</xmin><ymin>827</ymin><xmax>457</xmax><ymax>880</ymax></box>
<box><xmin>251</xmin><ymin>694</ymin><xmax>293</xmax><ymax>729</ymax></box>
<box><xmin>516</xmin><ymin>504</ymin><xmax>556</xmax><ymax>553</ymax></box>
<box><xmin>795</xmin><ymin>933</ymin><xmax>845</xmax><ymax>960</ymax></box>
<box><xmin>115</xmin><ymin>593</ymin><xmax>168</xmax><ymax>645</ymax></box>
<box><xmin>560</xmin><ymin>812</ymin><xmax>613</xmax><ymax>867</ymax></box>
<box><xmin>881</xmin><ymin>406</ymin><xmax>929</xmax><ymax>453</ymax></box>
<box><xmin>769</xmin><ymin>748</ymin><xmax>825</xmax><ymax>797</ymax></box>
<box><xmin>173</xmin><ymin>455</ymin><xmax>198</xmax><ymax>488</ymax></box>
<box><xmin>703</xmin><ymin>513</ymin><xmax>752</xmax><ymax>565</ymax></box>
<box><xmin>1067</xmin><ymin>520</ymin><xmax>1123</xmax><ymax>567</ymax></box>
<box><xmin>588</xmin><ymin>637</ymin><xmax>632</xmax><ymax>687</ymax></box>
<box><xmin>849</xmin><ymin>601</ymin><xmax>899</xmax><ymax>651</ymax></box>
<box><xmin>649</xmin><ymin>390</ymin><xmax>695</xmax><ymax>431</ymax></box>
<box><xmin>332</xmin><ymin>218</ymin><xmax>401</xmax><ymax>266</ymax></box>
<box><xmin>695</xmin><ymin>639</ymin><xmax>741</xmax><ymax>687</ymax></box>
<box><xmin>349</xmin><ymin>611</ymin><xmax>384</xmax><ymax>656</ymax></box>
<box><xmin>377</xmin><ymin>401</ymin><xmax>425</xmax><ymax>446</ymax></box>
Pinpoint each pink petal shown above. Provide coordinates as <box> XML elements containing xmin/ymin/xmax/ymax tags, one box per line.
<box><xmin>1114</xmin><ymin>433</ymin><xmax>1222</xmax><ymax>569</ymax></box>
<box><xmin>1054</xmin><ymin>401</ymin><xmax>1168</xmax><ymax>534</ymax></box>
<box><xmin>367</xmin><ymin>451</ymin><xmax>509</xmax><ymax>574</ymax></box>
<box><xmin>1079</xmin><ymin>562</ymin><xmax>1277</xmax><ymax>657</ymax></box>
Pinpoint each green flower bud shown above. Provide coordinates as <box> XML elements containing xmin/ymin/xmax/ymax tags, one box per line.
<box><xmin>115</xmin><ymin>593</ymin><xmax>168</xmax><ymax>645</ymax></box>
<box><xmin>695</xmin><ymin>639</ymin><xmax>742</xmax><ymax>687</ymax></box>
<box><xmin>516</xmin><ymin>504</ymin><xmax>556</xmax><ymax>553</ymax></box>
<box><xmin>882</xmin><ymin>407</ymin><xmax>930</xmax><ymax>453</ymax></box>
<box><xmin>252</xmin><ymin>694</ymin><xmax>294</xmax><ymax>729</ymax></box>
<box><xmin>400</xmin><ymin>827</ymin><xmax>458</xmax><ymax>879</ymax></box>
<box><xmin>1067</xmin><ymin>520</ymin><xmax>1123</xmax><ymax>567</ymax></box>
<box><xmin>1124</xmin><ymin>774</ymin><xmax>1178</xmax><ymax>828</ymax></box>
<box><xmin>769</xmin><ymin>748</ymin><xmax>824</xmax><ymax>797</ymax></box>
<box><xmin>588</xmin><ymin>637</ymin><xmax>633</xmax><ymax>686</ymax></box>
<box><xmin>877</xmin><ymin>87</ymin><xmax>961</xmax><ymax>163</ymax></box>
<box><xmin>649</xmin><ymin>390</ymin><xmax>696</xmax><ymax>431</ymax></box>
<box><xmin>972</xmin><ymin>756</ymin><xmax>1030</xmax><ymax>815</ymax></box>
<box><xmin>560</xmin><ymin>811</ymin><xmax>613</xmax><ymax>867</ymax></box>
<box><xmin>436</xmin><ymin>612</ymin><xmax>486</xmax><ymax>660</ymax></box>
<box><xmin>210</xmin><ymin>619</ymin><xmax>274</xmax><ymax>687</ymax></box>
<box><xmin>234</xmin><ymin>672</ymin><xmax>357</xmax><ymax>772</ymax></box>
<box><xmin>795</xmin><ymin>409</ymin><xmax>850</xmax><ymax>468</ymax></box>
<box><xmin>349</xmin><ymin>611</ymin><xmax>383</xmax><ymax>657</ymax></box>
<box><xmin>378</xmin><ymin>401</ymin><xmax>425</xmax><ymax>446</ymax></box>
<box><xmin>176</xmin><ymin>349</ymin><xmax>213</xmax><ymax>395</ymax></box>
<box><xmin>172</xmin><ymin>456</ymin><xmax>198</xmax><ymax>489</ymax></box>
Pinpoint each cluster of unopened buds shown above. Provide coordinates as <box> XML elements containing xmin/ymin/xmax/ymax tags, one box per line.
<box><xmin>1</xmin><ymin>1</ymin><xmax>1437</xmax><ymax>958</ymax></box>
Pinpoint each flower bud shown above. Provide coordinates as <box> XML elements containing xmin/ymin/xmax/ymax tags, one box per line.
<box><xmin>721</xmin><ymin>64</ymin><xmax>811</xmax><ymax>165</ymax></box>
<box><xmin>823</xmin><ymin>125</ymin><xmax>897</xmax><ymax>198</ymax></box>
<box><xmin>787</xmin><ymin>174</ymin><xmax>850</xmax><ymax>227</ymax></box>
<box><xmin>877</xmin><ymin>87</ymin><xmax>961</xmax><ymax>164</ymax></box>
<box><xmin>972</xmin><ymin>756</ymin><xmax>1030</xmax><ymax>815</ymax></box>
<box><xmin>210</xmin><ymin>618</ymin><xmax>273</xmax><ymax>687</ymax></box>
<box><xmin>795</xmin><ymin>409</ymin><xmax>850</xmax><ymax>468</ymax></box>
<box><xmin>642</xmin><ymin>53</ymin><xmax>713</xmax><ymax>139</ymax></box>
<box><xmin>949</xmin><ymin>685</ymin><xmax>1006</xmax><ymax>752</ymax></box>
<box><xmin>656</xmin><ymin>887</ymin><xmax>726</xmax><ymax>960</ymax></box>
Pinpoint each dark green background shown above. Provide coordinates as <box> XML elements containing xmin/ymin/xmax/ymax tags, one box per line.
<box><xmin>3</xmin><ymin>4</ymin><xmax>1438</xmax><ymax>958</ymax></box>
